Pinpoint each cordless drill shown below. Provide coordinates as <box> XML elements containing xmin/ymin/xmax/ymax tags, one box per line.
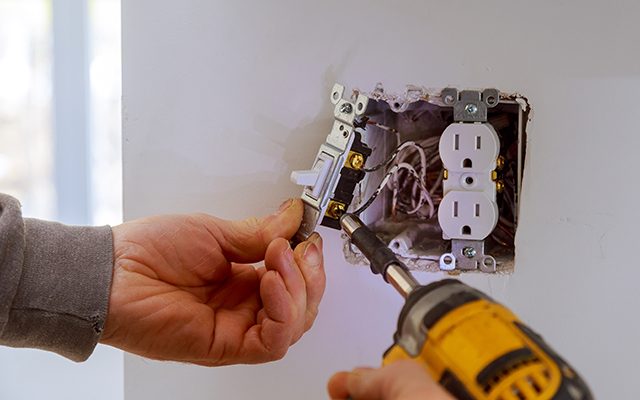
<box><xmin>340</xmin><ymin>214</ymin><xmax>593</xmax><ymax>400</ymax></box>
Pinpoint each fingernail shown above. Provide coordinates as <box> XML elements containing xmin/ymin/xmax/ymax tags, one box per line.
<box><xmin>276</xmin><ymin>199</ymin><xmax>294</xmax><ymax>215</ymax></box>
<box><xmin>303</xmin><ymin>242</ymin><xmax>322</xmax><ymax>268</ymax></box>
<box><xmin>283</xmin><ymin>246</ymin><xmax>297</xmax><ymax>272</ymax></box>
<box><xmin>309</xmin><ymin>232</ymin><xmax>323</xmax><ymax>247</ymax></box>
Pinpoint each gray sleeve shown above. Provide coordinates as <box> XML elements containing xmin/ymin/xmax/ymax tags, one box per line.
<box><xmin>0</xmin><ymin>194</ymin><xmax>114</xmax><ymax>362</ymax></box>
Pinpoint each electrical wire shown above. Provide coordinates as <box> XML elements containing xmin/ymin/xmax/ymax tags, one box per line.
<box><xmin>430</xmin><ymin>168</ymin><xmax>444</xmax><ymax>196</ymax></box>
<box><xmin>353</xmin><ymin>164</ymin><xmax>436</xmax><ymax>218</ymax></box>
<box><xmin>367</xmin><ymin>120</ymin><xmax>401</xmax><ymax>147</ymax></box>
<box><xmin>356</xmin><ymin>121</ymin><xmax>445</xmax><ymax>221</ymax></box>
<box><xmin>397</xmin><ymin>163</ymin><xmax>436</xmax><ymax>216</ymax></box>
<box><xmin>363</xmin><ymin>141</ymin><xmax>424</xmax><ymax>172</ymax></box>
<box><xmin>396</xmin><ymin>146</ymin><xmax>439</xmax><ymax>215</ymax></box>
<box><xmin>352</xmin><ymin>165</ymin><xmax>398</xmax><ymax>216</ymax></box>
<box><xmin>491</xmin><ymin>233</ymin><xmax>511</xmax><ymax>247</ymax></box>
<box><xmin>398</xmin><ymin>254</ymin><xmax>440</xmax><ymax>262</ymax></box>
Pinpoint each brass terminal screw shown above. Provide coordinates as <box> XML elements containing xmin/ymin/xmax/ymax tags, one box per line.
<box><xmin>326</xmin><ymin>201</ymin><xmax>346</xmax><ymax>219</ymax></box>
<box><xmin>443</xmin><ymin>169</ymin><xmax>449</xmax><ymax>180</ymax></box>
<box><xmin>496</xmin><ymin>156</ymin><xmax>505</xmax><ymax>170</ymax></box>
<box><xmin>496</xmin><ymin>180</ymin><xmax>505</xmax><ymax>193</ymax></box>
<box><xmin>348</xmin><ymin>152</ymin><xmax>365</xmax><ymax>170</ymax></box>
<box><xmin>491</xmin><ymin>170</ymin><xmax>498</xmax><ymax>181</ymax></box>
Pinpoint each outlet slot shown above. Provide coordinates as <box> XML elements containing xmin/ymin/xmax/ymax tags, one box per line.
<box><xmin>463</xmin><ymin>158</ymin><xmax>473</xmax><ymax>168</ymax></box>
<box><xmin>454</xmin><ymin>134</ymin><xmax>460</xmax><ymax>150</ymax></box>
<box><xmin>475</xmin><ymin>203</ymin><xmax>480</xmax><ymax>217</ymax></box>
<box><xmin>453</xmin><ymin>201</ymin><xmax>459</xmax><ymax>217</ymax></box>
<box><xmin>462</xmin><ymin>225</ymin><xmax>471</xmax><ymax>235</ymax></box>
<box><xmin>476</xmin><ymin>135</ymin><xmax>482</xmax><ymax>150</ymax></box>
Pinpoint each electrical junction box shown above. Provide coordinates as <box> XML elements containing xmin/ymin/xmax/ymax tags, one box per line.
<box><xmin>291</xmin><ymin>83</ymin><xmax>529</xmax><ymax>273</ymax></box>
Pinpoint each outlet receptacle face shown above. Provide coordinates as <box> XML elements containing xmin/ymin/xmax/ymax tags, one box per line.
<box><xmin>440</xmin><ymin>123</ymin><xmax>500</xmax><ymax>193</ymax></box>
<box><xmin>439</xmin><ymin>121</ymin><xmax>500</xmax><ymax>241</ymax></box>
<box><xmin>439</xmin><ymin>123</ymin><xmax>499</xmax><ymax>169</ymax></box>
<box><xmin>438</xmin><ymin>190</ymin><xmax>499</xmax><ymax>240</ymax></box>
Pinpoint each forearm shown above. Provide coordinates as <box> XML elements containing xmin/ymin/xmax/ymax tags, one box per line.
<box><xmin>0</xmin><ymin>194</ymin><xmax>114</xmax><ymax>361</ymax></box>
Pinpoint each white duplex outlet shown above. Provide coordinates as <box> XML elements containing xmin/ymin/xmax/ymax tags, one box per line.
<box><xmin>438</xmin><ymin>123</ymin><xmax>500</xmax><ymax>241</ymax></box>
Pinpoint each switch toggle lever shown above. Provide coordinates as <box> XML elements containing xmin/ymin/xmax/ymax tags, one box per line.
<box><xmin>290</xmin><ymin>152</ymin><xmax>333</xmax><ymax>199</ymax></box>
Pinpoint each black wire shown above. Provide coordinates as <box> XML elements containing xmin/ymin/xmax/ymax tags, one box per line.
<box><xmin>352</xmin><ymin>170</ymin><xmax>393</xmax><ymax>215</ymax></box>
<box><xmin>363</xmin><ymin>141</ymin><xmax>426</xmax><ymax>173</ymax></box>
<box><xmin>353</xmin><ymin>165</ymin><xmax>433</xmax><ymax>216</ymax></box>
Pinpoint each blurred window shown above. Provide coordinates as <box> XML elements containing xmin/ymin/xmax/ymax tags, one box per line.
<box><xmin>0</xmin><ymin>0</ymin><xmax>54</xmax><ymax>219</ymax></box>
<box><xmin>90</xmin><ymin>0</ymin><xmax>122</xmax><ymax>225</ymax></box>
<box><xmin>0</xmin><ymin>0</ymin><xmax>122</xmax><ymax>225</ymax></box>
<box><xmin>0</xmin><ymin>1</ymin><xmax>123</xmax><ymax>399</ymax></box>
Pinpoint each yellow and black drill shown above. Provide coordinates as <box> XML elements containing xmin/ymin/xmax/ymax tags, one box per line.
<box><xmin>340</xmin><ymin>214</ymin><xmax>593</xmax><ymax>400</ymax></box>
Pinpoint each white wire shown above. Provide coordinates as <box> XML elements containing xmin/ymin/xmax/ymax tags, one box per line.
<box><xmin>394</xmin><ymin>163</ymin><xmax>422</xmax><ymax>214</ymax></box>
<box><xmin>359</xmin><ymin>122</ymin><xmax>444</xmax><ymax>218</ymax></box>
<box><xmin>387</xmin><ymin>143</ymin><xmax>427</xmax><ymax>187</ymax></box>
<box><xmin>389</xmin><ymin>141</ymin><xmax>438</xmax><ymax>217</ymax></box>
<box><xmin>397</xmin><ymin>163</ymin><xmax>436</xmax><ymax>218</ymax></box>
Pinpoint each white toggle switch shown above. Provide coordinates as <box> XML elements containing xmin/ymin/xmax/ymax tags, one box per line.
<box><xmin>290</xmin><ymin>169</ymin><xmax>321</xmax><ymax>187</ymax></box>
<box><xmin>290</xmin><ymin>152</ymin><xmax>333</xmax><ymax>199</ymax></box>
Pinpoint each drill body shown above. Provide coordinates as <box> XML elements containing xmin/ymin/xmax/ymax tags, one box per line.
<box><xmin>384</xmin><ymin>280</ymin><xmax>591</xmax><ymax>400</ymax></box>
<box><xmin>340</xmin><ymin>214</ymin><xmax>592</xmax><ymax>400</ymax></box>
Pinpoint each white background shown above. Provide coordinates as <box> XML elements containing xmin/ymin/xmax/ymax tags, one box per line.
<box><xmin>122</xmin><ymin>1</ymin><xmax>640</xmax><ymax>398</ymax></box>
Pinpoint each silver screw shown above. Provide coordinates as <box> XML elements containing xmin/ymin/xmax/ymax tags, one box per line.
<box><xmin>340</xmin><ymin>103</ymin><xmax>353</xmax><ymax>114</ymax></box>
<box><xmin>464</xmin><ymin>103</ymin><xmax>478</xmax><ymax>115</ymax></box>
<box><xmin>444</xmin><ymin>95</ymin><xmax>455</xmax><ymax>105</ymax></box>
<box><xmin>462</xmin><ymin>247</ymin><xmax>477</xmax><ymax>258</ymax></box>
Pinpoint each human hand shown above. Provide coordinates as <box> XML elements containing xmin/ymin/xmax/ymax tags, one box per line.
<box><xmin>328</xmin><ymin>360</ymin><xmax>454</xmax><ymax>400</ymax></box>
<box><xmin>100</xmin><ymin>199</ymin><xmax>325</xmax><ymax>366</ymax></box>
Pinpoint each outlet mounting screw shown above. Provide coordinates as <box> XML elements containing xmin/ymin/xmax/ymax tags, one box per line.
<box><xmin>464</xmin><ymin>103</ymin><xmax>478</xmax><ymax>115</ymax></box>
<box><xmin>462</xmin><ymin>247</ymin><xmax>477</xmax><ymax>258</ymax></box>
<box><xmin>340</xmin><ymin>103</ymin><xmax>353</xmax><ymax>114</ymax></box>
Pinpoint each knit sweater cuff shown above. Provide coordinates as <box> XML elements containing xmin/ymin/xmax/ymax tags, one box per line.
<box><xmin>0</xmin><ymin>194</ymin><xmax>114</xmax><ymax>361</ymax></box>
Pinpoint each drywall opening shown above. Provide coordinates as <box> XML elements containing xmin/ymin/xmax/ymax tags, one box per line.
<box><xmin>343</xmin><ymin>86</ymin><xmax>529</xmax><ymax>273</ymax></box>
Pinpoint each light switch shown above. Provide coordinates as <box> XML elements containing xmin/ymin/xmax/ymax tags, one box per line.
<box><xmin>290</xmin><ymin>168</ymin><xmax>320</xmax><ymax>187</ymax></box>
<box><xmin>290</xmin><ymin>152</ymin><xmax>333</xmax><ymax>199</ymax></box>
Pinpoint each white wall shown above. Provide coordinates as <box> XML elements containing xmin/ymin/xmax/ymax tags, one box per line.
<box><xmin>122</xmin><ymin>1</ymin><xmax>640</xmax><ymax>398</ymax></box>
<box><xmin>0</xmin><ymin>346</ymin><xmax>123</xmax><ymax>400</ymax></box>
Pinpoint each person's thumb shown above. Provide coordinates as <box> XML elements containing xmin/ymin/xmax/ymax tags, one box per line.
<box><xmin>328</xmin><ymin>361</ymin><xmax>454</xmax><ymax>400</ymax></box>
<box><xmin>203</xmin><ymin>198</ymin><xmax>303</xmax><ymax>263</ymax></box>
